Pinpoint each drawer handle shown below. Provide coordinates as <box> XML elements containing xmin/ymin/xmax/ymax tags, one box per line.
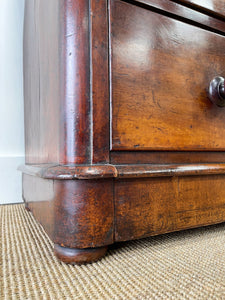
<box><xmin>209</xmin><ymin>76</ymin><xmax>225</xmax><ymax>107</ymax></box>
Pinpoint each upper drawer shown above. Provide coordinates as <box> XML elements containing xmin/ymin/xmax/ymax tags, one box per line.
<box><xmin>111</xmin><ymin>0</ymin><xmax>225</xmax><ymax>151</ymax></box>
<box><xmin>173</xmin><ymin>0</ymin><xmax>225</xmax><ymax>20</ymax></box>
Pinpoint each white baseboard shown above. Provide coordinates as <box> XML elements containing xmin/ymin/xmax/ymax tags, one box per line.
<box><xmin>0</xmin><ymin>156</ymin><xmax>25</xmax><ymax>204</ymax></box>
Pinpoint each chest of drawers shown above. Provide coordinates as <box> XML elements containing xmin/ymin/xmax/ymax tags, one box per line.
<box><xmin>21</xmin><ymin>0</ymin><xmax>225</xmax><ymax>264</ymax></box>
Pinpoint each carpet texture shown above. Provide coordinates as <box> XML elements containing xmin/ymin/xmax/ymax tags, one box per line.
<box><xmin>1</xmin><ymin>204</ymin><xmax>225</xmax><ymax>299</ymax></box>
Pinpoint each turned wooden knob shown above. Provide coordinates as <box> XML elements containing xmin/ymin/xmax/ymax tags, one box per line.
<box><xmin>209</xmin><ymin>76</ymin><xmax>225</xmax><ymax>107</ymax></box>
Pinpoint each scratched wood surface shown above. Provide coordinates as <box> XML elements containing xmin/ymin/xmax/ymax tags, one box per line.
<box><xmin>22</xmin><ymin>0</ymin><xmax>225</xmax><ymax>264</ymax></box>
<box><xmin>110</xmin><ymin>0</ymin><xmax>225</xmax><ymax>151</ymax></box>
<box><xmin>115</xmin><ymin>175</ymin><xmax>225</xmax><ymax>241</ymax></box>
<box><xmin>110</xmin><ymin>151</ymin><xmax>225</xmax><ymax>164</ymax></box>
<box><xmin>23</xmin><ymin>0</ymin><xmax>111</xmax><ymax>165</ymax></box>
<box><xmin>23</xmin><ymin>174</ymin><xmax>114</xmax><ymax>249</ymax></box>
<box><xmin>91</xmin><ymin>0</ymin><xmax>110</xmax><ymax>163</ymax></box>
<box><xmin>124</xmin><ymin>0</ymin><xmax>225</xmax><ymax>33</ymax></box>
<box><xmin>172</xmin><ymin>0</ymin><xmax>225</xmax><ymax>20</ymax></box>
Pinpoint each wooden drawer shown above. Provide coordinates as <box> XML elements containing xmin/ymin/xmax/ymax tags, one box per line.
<box><xmin>173</xmin><ymin>0</ymin><xmax>225</xmax><ymax>20</ymax></box>
<box><xmin>111</xmin><ymin>0</ymin><xmax>225</xmax><ymax>151</ymax></box>
<box><xmin>22</xmin><ymin>0</ymin><xmax>225</xmax><ymax>265</ymax></box>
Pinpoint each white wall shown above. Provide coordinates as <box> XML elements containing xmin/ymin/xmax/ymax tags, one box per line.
<box><xmin>0</xmin><ymin>0</ymin><xmax>25</xmax><ymax>204</ymax></box>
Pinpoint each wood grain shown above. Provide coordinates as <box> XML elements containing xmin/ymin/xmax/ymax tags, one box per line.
<box><xmin>110</xmin><ymin>151</ymin><xmax>225</xmax><ymax>164</ymax></box>
<box><xmin>59</xmin><ymin>0</ymin><xmax>91</xmax><ymax>164</ymax></box>
<box><xmin>111</xmin><ymin>0</ymin><xmax>225</xmax><ymax>151</ymax></box>
<box><xmin>19</xmin><ymin>163</ymin><xmax>225</xmax><ymax>179</ymax></box>
<box><xmin>122</xmin><ymin>0</ymin><xmax>225</xmax><ymax>34</ymax></box>
<box><xmin>22</xmin><ymin>0</ymin><xmax>225</xmax><ymax>264</ymax></box>
<box><xmin>171</xmin><ymin>0</ymin><xmax>225</xmax><ymax>20</ymax></box>
<box><xmin>116</xmin><ymin>163</ymin><xmax>225</xmax><ymax>178</ymax></box>
<box><xmin>91</xmin><ymin>0</ymin><xmax>110</xmax><ymax>163</ymax></box>
<box><xmin>23</xmin><ymin>174</ymin><xmax>114</xmax><ymax>249</ymax></box>
<box><xmin>115</xmin><ymin>175</ymin><xmax>225</xmax><ymax>241</ymax></box>
<box><xmin>19</xmin><ymin>164</ymin><xmax>117</xmax><ymax>180</ymax></box>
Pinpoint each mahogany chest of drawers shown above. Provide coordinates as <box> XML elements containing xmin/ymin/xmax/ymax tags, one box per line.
<box><xmin>21</xmin><ymin>0</ymin><xmax>225</xmax><ymax>264</ymax></box>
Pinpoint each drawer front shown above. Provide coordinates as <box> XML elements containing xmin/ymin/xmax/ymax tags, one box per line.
<box><xmin>174</xmin><ymin>0</ymin><xmax>225</xmax><ymax>19</ymax></box>
<box><xmin>111</xmin><ymin>0</ymin><xmax>225</xmax><ymax>151</ymax></box>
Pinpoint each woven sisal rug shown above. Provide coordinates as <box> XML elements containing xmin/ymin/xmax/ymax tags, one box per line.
<box><xmin>1</xmin><ymin>204</ymin><xmax>225</xmax><ymax>299</ymax></box>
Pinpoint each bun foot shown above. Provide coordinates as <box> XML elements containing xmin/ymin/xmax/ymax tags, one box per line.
<box><xmin>24</xmin><ymin>203</ymin><xmax>31</xmax><ymax>212</ymax></box>
<box><xmin>54</xmin><ymin>244</ymin><xmax>108</xmax><ymax>264</ymax></box>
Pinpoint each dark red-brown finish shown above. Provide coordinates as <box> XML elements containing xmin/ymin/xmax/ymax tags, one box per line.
<box><xmin>54</xmin><ymin>244</ymin><xmax>108</xmax><ymax>265</ymax></box>
<box><xmin>115</xmin><ymin>175</ymin><xmax>225</xmax><ymax>241</ymax></box>
<box><xmin>60</xmin><ymin>0</ymin><xmax>91</xmax><ymax>164</ymax></box>
<box><xmin>111</xmin><ymin>0</ymin><xmax>225</xmax><ymax>151</ymax></box>
<box><xmin>91</xmin><ymin>0</ymin><xmax>110</xmax><ymax>163</ymax></box>
<box><xmin>20</xmin><ymin>163</ymin><xmax>225</xmax><ymax>179</ymax></box>
<box><xmin>123</xmin><ymin>0</ymin><xmax>225</xmax><ymax>34</ymax></box>
<box><xmin>23</xmin><ymin>174</ymin><xmax>114</xmax><ymax>248</ymax></box>
<box><xmin>171</xmin><ymin>0</ymin><xmax>225</xmax><ymax>20</ymax></box>
<box><xmin>110</xmin><ymin>151</ymin><xmax>225</xmax><ymax>164</ymax></box>
<box><xmin>116</xmin><ymin>163</ymin><xmax>225</xmax><ymax>178</ymax></box>
<box><xmin>19</xmin><ymin>164</ymin><xmax>117</xmax><ymax>180</ymax></box>
<box><xmin>54</xmin><ymin>179</ymin><xmax>114</xmax><ymax>248</ymax></box>
<box><xmin>22</xmin><ymin>0</ymin><xmax>225</xmax><ymax>264</ymax></box>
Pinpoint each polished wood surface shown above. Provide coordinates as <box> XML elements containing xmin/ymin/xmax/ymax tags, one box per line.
<box><xmin>54</xmin><ymin>244</ymin><xmax>108</xmax><ymax>265</ymax></box>
<box><xmin>209</xmin><ymin>76</ymin><xmax>225</xmax><ymax>107</ymax></box>
<box><xmin>60</xmin><ymin>0</ymin><xmax>91</xmax><ymax>164</ymax></box>
<box><xmin>20</xmin><ymin>163</ymin><xmax>225</xmax><ymax>179</ymax></box>
<box><xmin>115</xmin><ymin>175</ymin><xmax>225</xmax><ymax>241</ymax></box>
<box><xmin>124</xmin><ymin>0</ymin><xmax>225</xmax><ymax>34</ymax></box>
<box><xmin>111</xmin><ymin>0</ymin><xmax>225</xmax><ymax>150</ymax></box>
<box><xmin>23</xmin><ymin>174</ymin><xmax>54</xmax><ymax>239</ymax></box>
<box><xmin>116</xmin><ymin>163</ymin><xmax>225</xmax><ymax>178</ymax></box>
<box><xmin>172</xmin><ymin>0</ymin><xmax>225</xmax><ymax>20</ymax></box>
<box><xmin>19</xmin><ymin>164</ymin><xmax>117</xmax><ymax>180</ymax></box>
<box><xmin>91</xmin><ymin>0</ymin><xmax>110</xmax><ymax>163</ymax></box>
<box><xmin>22</xmin><ymin>0</ymin><xmax>225</xmax><ymax>264</ymax></box>
<box><xmin>23</xmin><ymin>174</ymin><xmax>114</xmax><ymax>248</ymax></box>
<box><xmin>23</xmin><ymin>0</ymin><xmax>110</xmax><ymax>165</ymax></box>
<box><xmin>110</xmin><ymin>151</ymin><xmax>225</xmax><ymax>164</ymax></box>
<box><xmin>23</xmin><ymin>0</ymin><xmax>61</xmax><ymax>164</ymax></box>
